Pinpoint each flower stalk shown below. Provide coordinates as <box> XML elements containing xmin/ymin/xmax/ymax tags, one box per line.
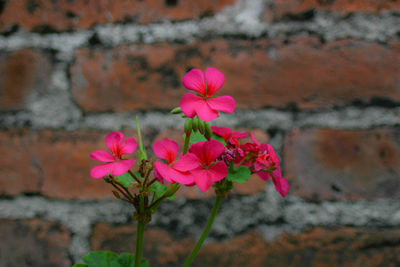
<box><xmin>182</xmin><ymin>195</ymin><xmax>223</xmax><ymax>267</ymax></box>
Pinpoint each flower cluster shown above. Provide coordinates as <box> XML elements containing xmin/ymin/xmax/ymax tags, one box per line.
<box><xmin>89</xmin><ymin>67</ymin><xmax>289</xmax><ymax>197</ymax></box>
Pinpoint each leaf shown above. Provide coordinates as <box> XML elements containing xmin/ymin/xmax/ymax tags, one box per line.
<box><xmin>72</xmin><ymin>264</ymin><xmax>88</xmax><ymax>267</ymax></box>
<box><xmin>149</xmin><ymin>181</ymin><xmax>175</xmax><ymax>201</ymax></box>
<box><xmin>82</xmin><ymin>251</ymin><xmax>119</xmax><ymax>267</ymax></box>
<box><xmin>114</xmin><ymin>253</ymin><xmax>149</xmax><ymax>267</ymax></box>
<box><xmin>184</xmin><ymin>131</ymin><xmax>225</xmax><ymax>147</ymax></box>
<box><xmin>211</xmin><ymin>133</ymin><xmax>226</xmax><ymax>145</ymax></box>
<box><xmin>226</xmin><ymin>165</ymin><xmax>251</xmax><ymax>184</ymax></box>
<box><xmin>114</xmin><ymin>172</ymin><xmax>135</xmax><ymax>188</ymax></box>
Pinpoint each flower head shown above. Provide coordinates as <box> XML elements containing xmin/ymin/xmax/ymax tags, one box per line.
<box><xmin>188</xmin><ymin>139</ymin><xmax>228</xmax><ymax>192</ymax></box>
<box><xmin>153</xmin><ymin>138</ymin><xmax>198</xmax><ymax>184</ymax></box>
<box><xmin>244</xmin><ymin>133</ymin><xmax>289</xmax><ymax>197</ymax></box>
<box><xmin>90</xmin><ymin>132</ymin><xmax>137</xmax><ymax>178</ymax></box>
<box><xmin>180</xmin><ymin>67</ymin><xmax>235</xmax><ymax>121</ymax></box>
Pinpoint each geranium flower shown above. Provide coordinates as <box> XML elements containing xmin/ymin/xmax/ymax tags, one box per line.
<box><xmin>211</xmin><ymin>126</ymin><xmax>248</xmax><ymax>143</ymax></box>
<box><xmin>188</xmin><ymin>139</ymin><xmax>228</xmax><ymax>192</ymax></box>
<box><xmin>244</xmin><ymin>133</ymin><xmax>289</xmax><ymax>198</ymax></box>
<box><xmin>90</xmin><ymin>132</ymin><xmax>137</xmax><ymax>178</ymax></box>
<box><xmin>153</xmin><ymin>138</ymin><xmax>199</xmax><ymax>184</ymax></box>
<box><xmin>180</xmin><ymin>67</ymin><xmax>235</xmax><ymax>121</ymax></box>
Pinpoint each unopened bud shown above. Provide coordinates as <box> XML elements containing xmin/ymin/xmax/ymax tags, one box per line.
<box><xmin>198</xmin><ymin>119</ymin><xmax>206</xmax><ymax>134</ymax></box>
<box><xmin>192</xmin><ymin>116</ymin><xmax>199</xmax><ymax>132</ymax></box>
<box><xmin>204</xmin><ymin>121</ymin><xmax>212</xmax><ymax>140</ymax></box>
<box><xmin>171</xmin><ymin>107</ymin><xmax>182</xmax><ymax>114</ymax></box>
<box><xmin>184</xmin><ymin>118</ymin><xmax>193</xmax><ymax>135</ymax></box>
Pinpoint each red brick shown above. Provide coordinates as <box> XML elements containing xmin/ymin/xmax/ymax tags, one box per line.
<box><xmin>0</xmin><ymin>129</ymin><xmax>152</xmax><ymax>199</ymax></box>
<box><xmin>264</xmin><ymin>0</ymin><xmax>400</xmax><ymax>21</ymax></box>
<box><xmin>284</xmin><ymin>128</ymin><xmax>400</xmax><ymax>201</ymax></box>
<box><xmin>0</xmin><ymin>218</ymin><xmax>71</xmax><ymax>267</ymax></box>
<box><xmin>0</xmin><ymin>0</ymin><xmax>235</xmax><ymax>32</ymax></box>
<box><xmin>153</xmin><ymin>128</ymin><xmax>269</xmax><ymax>199</ymax></box>
<box><xmin>71</xmin><ymin>38</ymin><xmax>400</xmax><ymax>112</ymax></box>
<box><xmin>91</xmin><ymin>223</ymin><xmax>400</xmax><ymax>267</ymax></box>
<box><xmin>0</xmin><ymin>49</ymin><xmax>51</xmax><ymax>111</ymax></box>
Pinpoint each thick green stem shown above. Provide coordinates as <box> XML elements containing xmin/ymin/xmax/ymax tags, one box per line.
<box><xmin>182</xmin><ymin>196</ymin><xmax>223</xmax><ymax>267</ymax></box>
<box><xmin>135</xmin><ymin>220</ymin><xmax>145</xmax><ymax>267</ymax></box>
<box><xmin>135</xmin><ymin>195</ymin><xmax>145</xmax><ymax>267</ymax></box>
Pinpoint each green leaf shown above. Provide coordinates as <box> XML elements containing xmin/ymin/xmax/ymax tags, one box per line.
<box><xmin>149</xmin><ymin>181</ymin><xmax>175</xmax><ymax>200</ymax></box>
<box><xmin>114</xmin><ymin>172</ymin><xmax>135</xmax><ymax>188</ymax></box>
<box><xmin>226</xmin><ymin>165</ymin><xmax>251</xmax><ymax>184</ymax></box>
<box><xmin>72</xmin><ymin>264</ymin><xmax>88</xmax><ymax>267</ymax></box>
<box><xmin>82</xmin><ymin>251</ymin><xmax>119</xmax><ymax>267</ymax></box>
<box><xmin>114</xmin><ymin>253</ymin><xmax>149</xmax><ymax>267</ymax></box>
<box><xmin>211</xmin><ymin>133</ymin><xmax>226</xmax><ymax>145</ymax></box>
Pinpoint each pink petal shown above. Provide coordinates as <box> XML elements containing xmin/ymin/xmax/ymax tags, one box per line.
<box><xmin>191</xmin><ymin>167</ymin><xmax>213</xmax><ymax>192</ymax></box>
<box><xmin>154</xmin><ymin>161</ymin><xmax>175</xmax><ymax>183</ymax></box>
<box><xmin>188</xmin><ymin>141</ymin><xmax>205</xmax><ymax>158</ymax></box>
<box><xmin>90</xmin><ymin>150</ymin><xmax>115</xmax><ymax>162</ymax></box>
<box><xmin>266</xmin><ymin>144</ymin><xmax>280</xmax><ymax>166</ymax></box>
<box><xmin>173</xmin><ymin>153</ymin><xmax>199</xmax><ymax>172</ymax></box>
<box><xmin>120</xmin><ymin>137</ymin><xmax>137</xmax><ymax>155</ymax></box>
<box><xmin>105</xmin><ymin>132</ymin><xmax>124</xmax><ymax>153</ymax></box>
<box><xmin>232</xmin><ymin>131</ymin><xmax>248</xmax><ymax>139</ymax></box>
<box><xmin>256</xmin><ymin>171</ymin><xmax>270</xmax><ymax>181</ymax></box>
<box><xmin>207</xmin><ymin>96</ymin><xmax>235</xmax><ymax>115</ymax></box>
<box><xmin>249</xmin><ymin>132</ymin><xmax>260</xmax><ymax>146</ymax></box>
<box><xmin>207</xmin><ymin>161</ymin><xmax>228</xmax><ymax>183</ymax></box>
<box><xmin>203</xmin><ymin>139</ymin><xmax>225</xmax><ymax>165</ymax></box>
<box><xmin>111</xmin><ymin>159</ymin><xmax>134</xmax><ymax>177</ymax></box>
<box><xmin>211</xmin><ymin>126</ymin><xmax>232</xmax><ymax>141</ymax></box>
<box><xmin>194</xmin><ymin>101</ymin><xmax>219</xmax><ymax>122</ymax></box>
<box><xmin>90</xmin><ymin>163</ymin><xmax>114</xmax><ymax>179</ymax></box>
<box><xmin>204</xmin><ymin>67</ymin><xmax>225</xmax><ymax>97</ymax></box>
<box><xmin>182</xmin><ymin>69</ymin><xmax>206</xmax><ymax>95</ymax></box>
<box><xmin>180</xmin><ymin>93</ymin><xmax>204</xmax><ymax>118</ymax></box>
<box><xmin>153</xmin><ymin>138</ymin><xmax>179</xmax><ymax>163</ymax></box>
<box><xmin>272</xmin><ymin>174</ymin><xmax>289</xmax><ymax>198</ymax></box>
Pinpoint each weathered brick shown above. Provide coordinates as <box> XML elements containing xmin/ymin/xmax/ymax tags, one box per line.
<box><xmin>0</xmin><ymin>129</ymin><xmax>152</xmax><ymax>199</ymax></box>
<box><xmin>0</xmin><ymin>0</ymin><xmax>235</xmax><ymax>32</ymax></box>
<box><xmin>71</xmin><ymin>38</ymin><xmax>400</xmax><ymax>112</ymax></box>
<box><xmin>153</xmin><ymin>128</ymin><xmax>269</xmax><ymax>198</ymax></box>
<box><xmin>284</xmin><ymin>128</ymin><xmax>400</xmax><ymax>201</ymax></box>
<box><xmin>91</xmin><ymin>223</ymin><xmax>400</xmax><ymax>267</ymax></box>
<box><xmin>0</xmin><ymin>49</ymin><xmax>51</xmax><ymax>111</ymax></box>
<box><xmin>264</xmin><ymin>0</ymin><xmax>400</xmax><ymax>22</ymax></box>
<box><xmin>0</xmin><ymin>218</ymin><xmax>71</xmax><ymax>267</ymax></box>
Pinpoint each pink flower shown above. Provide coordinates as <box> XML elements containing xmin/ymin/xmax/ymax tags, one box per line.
<box><xmin>153</xmin><ymin>138</ymin><xmax>199</xmax><ymax>184</ymax></box>
<box><xmin>90</xmin><ymin>132</ymin><xmax>137</xmax><ymax>179</ymax></box>
<box><xmin>188</xmin><ymin>139</ymin><xmax>228</xmax><ymax>192</ymax></box>
<box><xmin>180</xmin><ymin>67</ymin><xmax>235</xmax><ymax>121</ymax></box>
<box><xmin>211</xmin><ymin>126</ymin><xmax>248</xmax><ymax>143</ymax></box>
<box><xmin>246</xmin><ymin>133</ymin><xmax>289</xmax><ymax>198</ymax></box>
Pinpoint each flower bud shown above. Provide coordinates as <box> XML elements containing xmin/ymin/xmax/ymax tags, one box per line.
<box><xmin>204</xmin><ymin>121</ymin><xmax>212</xmax><ymax>140</ymax></box>
<box><xmin>198</xmin><ymin>119</ymin><xmax>206</xmax><ymax>134</ymax></box>
<box><xmin>184</xmin><ymin>118</ymin><xmax>193</xmax><ymax>136</ymax></box>
<box><xmin>192</xmin><ymin>116</ymin><xmax>199</xmax><ymax>132</ymax></box>
<box><xmin>170</xmin><ymin>107</ymin><xmax>182</xmax><ymax>114</ymax></box>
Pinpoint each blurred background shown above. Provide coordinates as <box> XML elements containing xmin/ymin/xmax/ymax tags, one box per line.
<box><xmin>1</xmin><ymin>0</ymin><xmax>400</xmax><ymax>266</ymax></box>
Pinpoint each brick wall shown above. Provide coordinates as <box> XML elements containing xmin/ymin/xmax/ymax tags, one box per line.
<box><xmin>1</xmin><ymin>0</ymin><xmax>400</xmax><ymax>266</ymax></box>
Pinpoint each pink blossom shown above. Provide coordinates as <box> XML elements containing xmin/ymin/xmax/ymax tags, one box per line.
<box><xmin>188</xmin><ymin>139</ymin><xmax>228</xmax><ymax>192</ymax></box>
<box><xmin>211</xmin><ymin>126</ymin><xmax>248</xmax><ymax>143</ymax></box>
<box><xmin>245</xmin><ymin>133</ymin><xmax>289</xmax><ymax>198</ymax></box>
<box><xmin>90</xmin><ymin>132</ymin><xmax>137</xmax><ymax>179</ymax></box>
<box><xmin>180</xmin><ymin>68</ymin><xmax>235</xmax><ymax>121</ymax></box>
<box><xmin>153</xmin><ymin>138</ymin><xmax>199</xmax><ymax>184</ymax></box>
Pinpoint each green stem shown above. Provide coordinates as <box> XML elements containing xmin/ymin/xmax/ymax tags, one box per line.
<box><xmin>135</xmin><ymin>195</ymin><xmax>145</xmax><ymax>267</ymax></box>
<box><xmin>183</xmin><ymin>133</ymin><xmax>191</xmax><ymax>155</ymax></box>
<box><xmin>135</xmin><ymin>220</ymin><xmax>145</xmax><ymax>267</ymax></box>
<box><xmin>182</xmin><ymin>196</ymin><xmax>223</xmax><ymax>267</ymax></box>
